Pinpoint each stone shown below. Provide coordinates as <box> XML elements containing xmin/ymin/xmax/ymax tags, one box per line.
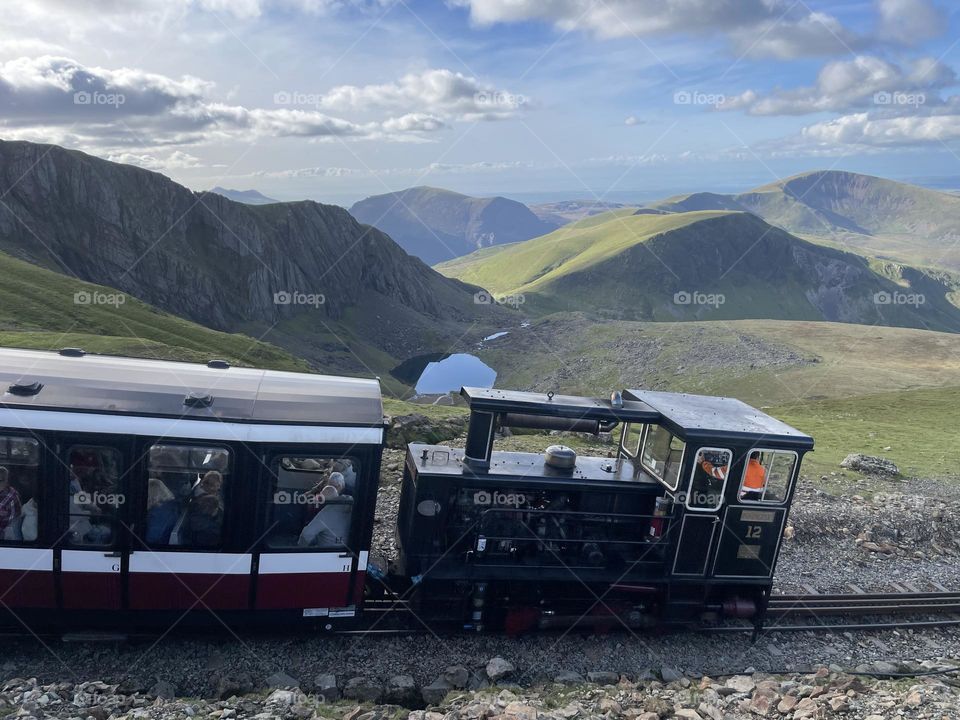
<box><xmin>724</xmin><ymin>676</ymin><xmax>755</xmax><ymax>694</ymax></box>
<box><xmin>148</xmin><ymin>680</ymin><xmax>176</xmax><ymax>700</ymax></box>
<box><xmin>673</xmin><ymin>711</ymin><xmax>702</xmax><ymax>720</ymax></box>
<box><xmin>421</xmin><ymin>678</ymin><xmax>453</xmax><ymax>705</ymax></box>
<box><xmin>554</xmin><ymin>671</ymin><xmax>585</xmax><ymax>685</ymax></box>
<box><xmin>214</xmin><ymin>673</ymin><xmax>254</xmax><ymax>700</ymax></box>
<box><xmin>776</xmin><ymin>695</ymin><xmax>797</xmax><ymax>713</ymax></box>
<box><xmin>266</xmin><ymin>689</ymin><xmax>299</xmax><ymax>706</ymax></box>
<box><xmin>265</xmin><ymin>672</ymin><xmax>300</xmax><ymax>689</ymax></box>
<box><xmin>904</xmin><ymin>691</ymin><xmax>923</xmax><ymax>707</ymax></box>
<box><xmin>314</xmin><ymin>674</ymin><xmax>340</xmax><ymax>702</ymax></box>
<box><xmin>343</xmin><ymin>677</ymin><xmax>383</xmax><ymax>704</ymax></box>
<box><xmin>659</xmin><ymin>667</ymin><xmax>683</xmax><ymax>683</ymax></box>
<box><xmin>503</xmin><ymin>702</ymin><xmax>537</xmax><ymax>720</ymax></box>
<box><xmin>642</xmin><ymin>697</ymin><xmax>672</xmax><ymax>718</ymax></box>
<box><xmin>748</xmin><ymin>692</ymin><xmax>773</xmax><ymax>716</ymax></box>
<box><xmin>587</xmin><ymin>672</ymin><xmax>619</xmax><ymax>685</ymax></box>
<box><xmin>443</xmin><ymin>666</ymin><xmax>470</xmax><ymax>689</ymax></box>
<box><xmin>840</xmin><ymin>454</ymin><xmax>899</xmax><ymax>477</ymax></box>
<box><xmin>792</xmin><ymin>698</ymin><xmax>819</xmax><ymax>719</ymax></box>
<box><xmin>384</xmin><ymin>675</ymin><xmax>419</xmax><ymax>707</ymax></box>
<box><xmin>486</xmin><ymin>658</ymin><xmax>516</xmax><ymax>682</ymax></box>
<box><xmin>637</xmin><ymin>715</ymin><xmax>659</xmax><ymax>720</ymax></box>
<box><xmin>828</xmin><ymin>697</ymin><xmax>849</xmax><ymax>712</ymax></box>
<box><xmin>598</xmin><ymin>698</ymin><xmax>621</xmax><ymax>713</ymax></box>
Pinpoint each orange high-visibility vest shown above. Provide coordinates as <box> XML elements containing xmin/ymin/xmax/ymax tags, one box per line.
<box><xmin>700</xmin><ymin>460</ymin><xmax>727</xmax><ymax>480</ymax></box>
<box><xmin>743</xmin><ymin>458</ymin><xmax>767</xmax><ymax>490</ymax></box>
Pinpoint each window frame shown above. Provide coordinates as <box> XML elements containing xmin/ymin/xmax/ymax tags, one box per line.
<box><xmin>618</xmin><ymin>423</ymin><xmax>646</xmax><ymax>459</ymax></box>
<box><xmin>0</xmin><ymin>435</ymin><xmax>42</xmax><ymax>547</ymax></box>
<box><xmin>262</xmin><ymin>453</ymin><xmax>361</xmax><ymax>552</ymax></box>
<box><xmin>685</xmin><ymin>446</ymin><xmax>733</xmax><ymax>513</ymax></box>
<box><xmin>143</xmin><ymin>441</ymin><xmax>233</xmax><ymax>551</ymax></box>
<box><xmin>64</xmin><ymin>443</ymin><xmax>126</xmax><ymax>549</ymax></box>
<box><xmin>639</xmin><ymin>424</ymin><xmax>686</xmax><ymax>491</ymax></box>
<box><xmin>738</xmin><ymin>448</ymin><xmax>798</xmax><ymax>506</ymax></box>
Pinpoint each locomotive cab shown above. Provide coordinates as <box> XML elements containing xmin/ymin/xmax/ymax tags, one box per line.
<box><xmin>395</xmin><ymin>387</ymin><xmax>812</xmax><ymax>633</ymax></box>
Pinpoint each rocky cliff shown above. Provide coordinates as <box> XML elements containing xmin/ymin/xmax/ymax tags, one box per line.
<box><xmin>0</xmin><ymin>141</ymin><xmax>505</xmax><ymax>370</ymax></box>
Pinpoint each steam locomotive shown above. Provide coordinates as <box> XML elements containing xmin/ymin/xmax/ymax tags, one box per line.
<box><xmin>0</xmin><ymin>348</ymin><xmax>811</xmax><ymax>633</ymax></box>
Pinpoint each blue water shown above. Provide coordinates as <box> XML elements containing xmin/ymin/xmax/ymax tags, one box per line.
<box><xmin>415</xmin><ymin>353</ymin><xmax>497</xmax><ymax>394</ymax></box>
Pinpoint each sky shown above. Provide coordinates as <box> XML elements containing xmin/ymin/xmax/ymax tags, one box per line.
<box><xmin>2</xmin><ymin>0</ymin><xmax>960</xmax><ymax>206</ymax></box>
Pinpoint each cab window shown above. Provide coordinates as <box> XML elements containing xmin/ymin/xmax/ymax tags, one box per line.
<box><xmin>265</xmin><ymin>456</ymin><xmax>358</xmax><ymax>550</ymax></box>
<box><xmin>145</xmin><ymin>444</ymin><xmax>230</xmax><ymax>548</ymax></box>
<box><xmin>686</xmin><ymin>447</ymin><xmax>733</xmax><ymax>511</ymax></box>
<box><xmin>640</xmin><ymin>425</ymin><xmax>685</xmax><ymax>490</ymax></box>
<box><xmin>739</xmin><ymin>449</ymin><xmax>797</xmax><ymax>504</ymax></box>
<box><xmin>619</xmin><ymin>423</ymin><xmax>644</xmax><ymax>458</ymax></box>
<box><xmin>67</xmin><ymin>446</ymin><xmax>124</xmax><ymax>547</ymax></box>
<box><xmin>0</xmin><ymin>437</ymin><xmax>40</xmax><ymax>544</ymax></box>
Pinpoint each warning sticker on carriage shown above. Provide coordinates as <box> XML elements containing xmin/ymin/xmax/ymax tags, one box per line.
<box><xmin>740</xmin><ymin>510</ymin><xmax>776</xmax><ymax>523</ymax></box>
<box><xmin>737</xmin><ymin>544</ymin><xmax>762</xmax><ymax>560</ymax></box>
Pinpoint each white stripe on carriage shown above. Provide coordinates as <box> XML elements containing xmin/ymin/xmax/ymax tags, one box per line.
<box><xmin>129</xmin><ymin>552</ymin><xmax>252</xmax><ymax>575</ymax></box>
<box><xmin>258</xmin><ymin>553</ymin><xmax>355</xmax><ymax>575</ymax></box>
<box><xmin>0</xmin><ymin>547</ymin><xmax>53</xmax><ymax>571</ymax></box>
<box><xmin>0</xmin><ymin>408</ymin><xmax>383</xmax><ymax>445</ymax></box>
<box><xmin>61</xmin><ymin>550</ymin><xmax>121</xmax><ymax>573</ymax></box>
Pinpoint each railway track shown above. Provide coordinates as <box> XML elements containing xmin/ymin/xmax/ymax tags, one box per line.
<box><xmin>356</xmin><ymin>589</ymin><xmax>960</xmax><ymax>636</ymax></box>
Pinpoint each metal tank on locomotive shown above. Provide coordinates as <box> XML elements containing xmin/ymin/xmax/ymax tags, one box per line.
<box><xmin>393</xmin><ymin>387</ymin><xmax>813</xmax><ymax>633</ymax></box>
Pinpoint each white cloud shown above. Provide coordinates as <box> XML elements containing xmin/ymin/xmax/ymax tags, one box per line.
<box><xmin>314</xmin><ymin>69</ymin><xmax>528</xmax><ymax>121</ymax></box>
<box><xmin>722</xmin><ymin>55</ymin><xmax>956</xmax><ymax>115</ymax></box>
<box><xmin>106</xmin><ymin>150</ymin><xmax>209</xmax><ymax>169</ymax></box>
<box><xmin>800</xmin><ymin>110</ymin><xmax>960</xmax><ymax>147</ymax></box>
<box><xmin>876</xmin><ymin>0</ymin><xmax>947</xmax><ymax>45</ymax></box>
<box><xmin>0</xmin><ymin>57</ymin><xmax>513</xmax><ymax>150</ymax></box>
<box><xmin>624</xmin><ymin>115</ymin><xmax>641</xmax><ymax>126</ymax></box>
<box><xmin>453</xmin><ymin>0</ymin><xmax>948</xmax><ymax>59</ymax></box>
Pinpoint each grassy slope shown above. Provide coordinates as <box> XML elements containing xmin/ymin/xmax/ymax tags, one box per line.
<box><xmin>0</xmin><ymin>249</ymin><xmax>310</xmax><ymax>371</ymax></box>
<box><xmin>438</xmin><ymin>210</ymin><xmax>734</xmax><ymax>294</ymax></box>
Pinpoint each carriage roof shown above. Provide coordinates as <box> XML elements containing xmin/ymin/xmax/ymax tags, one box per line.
<box><xmin>0</xmin><ymin>348</ymin><xmax>384</xmax><ymax>427</ymax></box>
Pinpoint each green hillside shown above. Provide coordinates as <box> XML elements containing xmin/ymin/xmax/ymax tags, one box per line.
<box><xmin>437</xmin><ymin>209</ymin><xmax>960</xmax><ymax>331</ymax></box>
<box><xmin>0</xmin><ymin>249</ymin><xmax>310</xmax><ymax>371</ymax></box>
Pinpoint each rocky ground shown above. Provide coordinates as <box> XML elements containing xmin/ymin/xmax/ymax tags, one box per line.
<box><xmin>3</xmin><ymin>437</ymin><xmax>960</xmax><ymax>718</ymax></box>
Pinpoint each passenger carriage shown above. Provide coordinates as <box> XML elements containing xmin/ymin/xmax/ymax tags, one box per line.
<box><xmin>0</xmin><ymin>348</ymin><xmax>384</xmax><ymax>629</ymax></box>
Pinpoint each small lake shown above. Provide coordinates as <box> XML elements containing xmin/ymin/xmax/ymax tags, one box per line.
<box><xmin>393</xmin><ymin>352</ymin><xmax>497</xmax><ymax>394</ymax></box>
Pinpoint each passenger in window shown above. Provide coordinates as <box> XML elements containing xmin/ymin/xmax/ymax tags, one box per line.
<box><xmin>187</xmin><ymin>493</ymin><xmax>224</xmax><ymax>547</ymax></box>
<box><xmin>298</xmin><ymin>473</ymin><xmax>351</xmax><ymax>547</ymax></box>
<box><xmin>332</xmin><ymin>460</ymin><xmax>356</xmax><ymax>492</ymax></box>
<box><xmin>193</xmin><ymin>470</ymin><xmax>223</xmax><ymax>500</ymax></box>
<box><xmin>699</xmin><ymin>454</ymin><xmax>728</xmax><ymax>480</ymax></box>
<box><xmin>20</xmin><ymin>498</ymin><xmax>38</xmax><ymax>542</ymax></box>
<box><xmin>740</xmin><ymin>451</ymin><xmax>768</xmax><ymax>501</ymax></box>
<box><xmin>146</xmin><ymin>478</ymin><xmax>179</xmax><ymax>545</ymax></box>
<box><xmin>0</xmin><ymin>467</ymin><xmax>22</xmax><ymax>541</ymax></box>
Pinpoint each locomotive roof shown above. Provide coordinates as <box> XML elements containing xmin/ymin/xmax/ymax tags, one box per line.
<box><xmin>461</xmin><ymin>386</ymin><xmax>812</xmax><ymax>448</ymax></box>
<box><xmin>0</xmin><ymin>347</ymin><xmax>384</xmax><ymax>427</ymax></box>
<box><xmin>623</xmin><ymin>389</ymin><xmax>813</xmax><ymax>446</ymax></box>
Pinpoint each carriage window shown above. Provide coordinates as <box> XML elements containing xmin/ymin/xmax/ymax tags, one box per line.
<box><xmin>739</xmin><ymin>449</ymin><xmax>797</xmax><ymax>504</ymax></box>
<box><xmin>0</xmin><ymin>437</ymin><xmax>40</xmax><ymax>544</ymax></box>
<box><xmin>67</xmin><ymin>446</ymin><xmax>124</xmax><ymax>547</ymax></box>
<box><xmin>619</xmin><ymin>424</ymin><xmax>645</xmax><ymax>459</ymax></box>
<box><xmin>145</xmin><ymin>444</ymin><xmax>230</xmax><ymax>548</ymax></box>
<box><xmin>686</xmin><ymin>447</ymin><xmax>733</xmax><ymax>511</ymax></box>
<box><xmin>265</xmin><ymin>456</ymin><xmax>358</xmax><ymax>550</ymax></box>
<box><xmin>640</xmin><ymin>425</ymin><xmax>685</xmax><ymax>490</ymax></box>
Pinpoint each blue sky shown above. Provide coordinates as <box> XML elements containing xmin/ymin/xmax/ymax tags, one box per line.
<box><xmin>2</xmin><ymin>0</ymin><xmax>959</xmax><ymax>205</ymax></box>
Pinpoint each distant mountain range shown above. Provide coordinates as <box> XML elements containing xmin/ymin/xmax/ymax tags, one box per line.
<box><xmin>646</xmin><ymin>170</ymin><xmax>960</xmax><ymax>271</ymax></box>
<box><xmin>437</xmin><ymin>208</ymin><xmax>960</xmax><ymax>333</ymax></box>
<box><xmin>210</xmin><ymin>186</ymin><xmax>278</xmax><ymax>205</ymax></box>
<box><xmin>349</xmin><ymin>186</ymin><xmax>558</xmax><ymax>265</ymax></box>
<box><xmin>528</xmin><ymin>199</ymin><xmax>625</xmax><ymax>227</ymax></box>
<box><xmin>0</xmin><ymin>141</ymin><xmax>506</xmax><ymax>381</ymax></box>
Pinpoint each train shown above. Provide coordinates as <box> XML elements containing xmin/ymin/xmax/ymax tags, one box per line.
<box><xmin>0</xmin><ymin>348</ymin><xmax>812</xmax><ymax>634</ymax></box>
